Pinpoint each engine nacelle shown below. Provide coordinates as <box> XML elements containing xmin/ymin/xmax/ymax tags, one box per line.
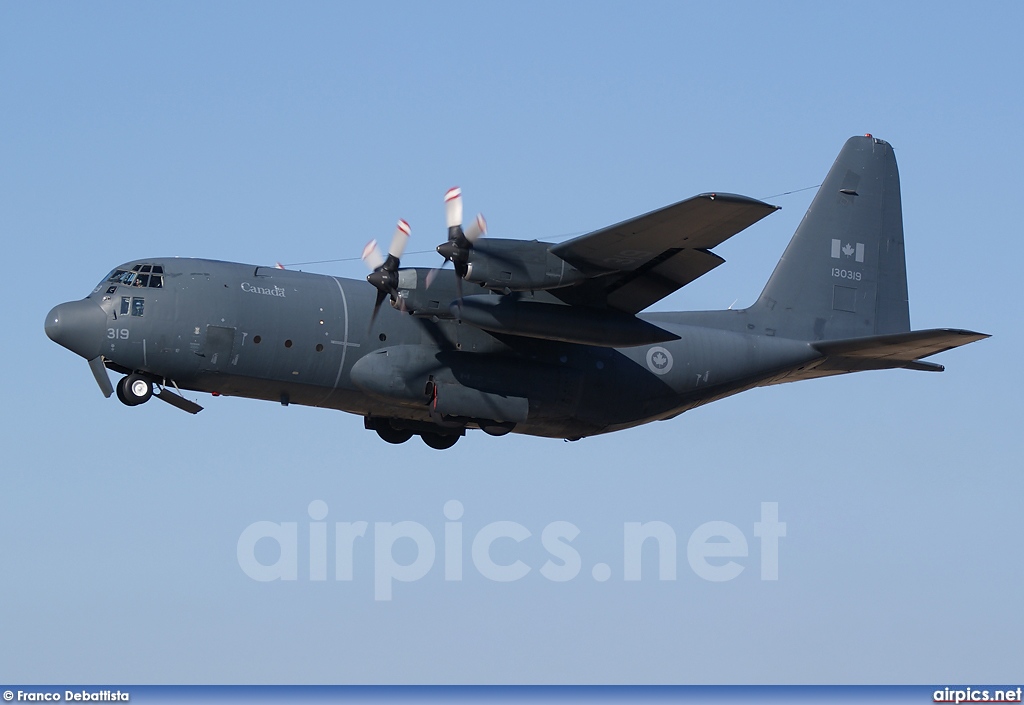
<box><xmin>462</xmin><ymin>239</ymin><xmax>587</xmax><ymax>292</ymax></box>
<box><xmin>392</xmin><ymin>268</ymin><xmax>457</xmax><ymax>318</ymax></box>
<box><xmin>393</xmin><ymin>267</ymin><xmax>490</xmax><ymax>319</ymax></box>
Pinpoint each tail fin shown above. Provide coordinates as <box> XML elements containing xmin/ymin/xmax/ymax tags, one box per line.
<box><xmin>751</xmin><ymin>135</ymin><xmax>910</xmax><ymax>341</ymax></box>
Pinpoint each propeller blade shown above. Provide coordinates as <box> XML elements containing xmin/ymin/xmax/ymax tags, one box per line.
<box><xmin>388</xmin><ymin>219</ymin><xmax>411</xmax><ymax>259</ymax></box>
<box><xmin>362</xmin><ymin>240</ymin><xmax>386</xmax><ymax>271</ymax></box>
<box><xmin>454</xmin><ymin>271</ymin><xmax>463</xmax><ymax>315</ymax></box>
<box><xmin>369</xmin><ymin>289</ymin><xmax>388</xmax><ymax>330</ymax></box>
<box><xmin>425</xmin><ymin>264</ymin><xmax>447</xmax><ymax>289</ymax></box>
<box><xmin>444</xmin><ymin>187</ymin><xmax>463</xmax><ymax>229</ymax></box>
<box><xmin>464</xmin><ymin>213</ymin><xmax>487</xmax><ymax>244</ymax></box>
<box><xmin>88</xmin><ymin>356</ymin><xmax>114</xmax><ymax>398</ymax></box>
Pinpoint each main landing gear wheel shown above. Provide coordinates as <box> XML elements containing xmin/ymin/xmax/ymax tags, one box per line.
<box><xmin>116</xmin><ymin>374</ymin><xmax>153</xmax><ymax>406</ymax></box>
<box><xmin>375</xmin><ymin>425</ymin><xmax>414</xmax><ymax>445</ymax></box>
<box><xmin>420</xmin><ymin>432</ymin><xmax>460</xmax><ymax>450</ymax></box>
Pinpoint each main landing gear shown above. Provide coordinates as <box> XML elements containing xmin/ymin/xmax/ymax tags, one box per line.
<box><xmin>374</xmin><ymin>424</ymin><xmax>414</xmax><ymax>445</ymax></box>
<box><xmin>365</xmin><ymin>417</ymin><xmax>463</xmax><ymax>450</ymax></box>
<box><xmin>420</xmin><ymin>432</ymin><xmax>460</xmax><ymax>450</ymax></box>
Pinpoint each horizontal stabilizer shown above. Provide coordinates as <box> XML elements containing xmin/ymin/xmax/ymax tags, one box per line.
<box><xmin>901</xmin><ymin>360</ymin><xmax>946</xmax><ymax>373</ymax></box>
<box><xmin>812</xmin><ymin>328</ymin><xmax>989</xmax><ymax>371</ymax></box>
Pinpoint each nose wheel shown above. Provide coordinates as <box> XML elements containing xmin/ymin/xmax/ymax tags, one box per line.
<box><xmin>116</xmin><ymin>373</ymin><xmax>153</xmax><ymax>406</ymax></box>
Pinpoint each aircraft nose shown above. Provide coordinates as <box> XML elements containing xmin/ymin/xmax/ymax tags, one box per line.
<box><xmin>45</xmin><ymin>299</ymin><xmax>108</xmax><ymax>360</ymax></box>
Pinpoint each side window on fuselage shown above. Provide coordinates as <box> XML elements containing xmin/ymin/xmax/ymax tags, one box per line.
<box><xmin>120</xmin><ymin>297</ymin><xmax>131</xmax><ymax>316</ymax></box>
<box><xmin>131</xmin><ymin>297</ymin><xmax>144</xmax><ymax>317</ymax></box>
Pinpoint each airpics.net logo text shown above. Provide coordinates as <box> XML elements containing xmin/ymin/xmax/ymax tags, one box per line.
<box><xmin>237</xmin><ymin>501</ymin><xmax>786</xmax><ymax>600</ymax></box>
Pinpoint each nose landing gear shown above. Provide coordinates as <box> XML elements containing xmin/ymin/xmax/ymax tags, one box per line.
<box><xmin>115</xmin><ymin>373</ymin><xmax>153</xmax><ymax>406</ymax></box>
<box><xmin>113</xmin><ymin>373</ymin><xmax>204</xmax><ymax>414</ymax></box>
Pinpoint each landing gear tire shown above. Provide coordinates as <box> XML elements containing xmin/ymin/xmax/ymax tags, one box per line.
<box><xmin>115</xmin><ymin>379</ymin><xmax>130</xmax><ymax>405</ymax></box>
<box><xmin>420</xmin><ymin>432</ymin><xmax>460</xmax><ymax>450</ymax></box>
<box><xmin>376</xmin><ymin>425</ymin><xmax>414</xmax><ymax>445</ymax></box>
<box><xmin>117</xmin><ymin>374</ymin><xmax>152</xmax><ymax>406</ymax></box>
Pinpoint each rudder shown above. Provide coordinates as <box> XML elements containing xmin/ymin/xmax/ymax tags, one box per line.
<box><xmin>751</xmin><ymin>135</ymin><xmax>910</xmax><ymax>341</ymax></box>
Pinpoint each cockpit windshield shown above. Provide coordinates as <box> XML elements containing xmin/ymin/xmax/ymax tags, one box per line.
<box><xmin>106</xmin><ymin>264</ymin><xmax>163</xmax><ymax>289</ymax></box>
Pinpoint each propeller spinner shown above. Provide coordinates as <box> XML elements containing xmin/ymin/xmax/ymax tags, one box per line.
<box><xmin>363</xmin><ymin>219</ymin><xmax>411</xmax><ymax>327</ymax></box>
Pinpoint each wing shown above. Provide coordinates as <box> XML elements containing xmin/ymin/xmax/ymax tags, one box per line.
<box><xmin>550</xmin><ymin>193</ymin><xmax>779</xmax><ymax>313</ymax></box>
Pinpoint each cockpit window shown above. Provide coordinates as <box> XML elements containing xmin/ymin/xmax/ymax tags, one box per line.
<box><xmin>131</xmin><ymin>297</ymin><xmax>145</xmax><ymax>317</ymax></box>
<box><xmin>107</xmin><ymin>264</ymin><xmax>163</xmax><ymax>288</ymax></box>
<box><xmin>108</xmin><ymin>269</ymin><xmax>136</xmax><ymax>286</ymax></box>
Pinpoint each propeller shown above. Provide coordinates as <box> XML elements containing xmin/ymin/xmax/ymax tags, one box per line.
<box><xmin>430</xmin><ymin>187</ymin><xmax>486</xmax><ymax>301</ymax></box>
<box><xmin>363</xmin><ymin>219</ymin><xmax>410</xmax><ymax>328</ymax></box>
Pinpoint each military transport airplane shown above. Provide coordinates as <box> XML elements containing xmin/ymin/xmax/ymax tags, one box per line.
<box><xmin>45</xmin><ymin>135</ymin><xmax>987</xmax><ymax>449</ymax></box>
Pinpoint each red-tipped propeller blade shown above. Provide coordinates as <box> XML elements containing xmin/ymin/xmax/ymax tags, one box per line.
<box><xmin>464</xmin><ymin>213</ymin><xmax>486</xmax><ymax>244</ymax></box>
<box><xmin>388</xmin><ymin>219</ymin><xmax>411</xmax><ymax>259</ymax></box>
<box><xmin>444</xmin><ymin>187</ymin><xmax>463</xmax><ymax>229</ymax></box>
<box><xmin>361</xmin><ymin>240</ymin><xmax>386</xmax><ymax>271</ymax></box>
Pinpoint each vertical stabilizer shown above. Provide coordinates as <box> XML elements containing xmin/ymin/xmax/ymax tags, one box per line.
<box><xmin>752</xmin><ymin>136</ymin><xmax>910</xmax><ymax>341</ymax></box>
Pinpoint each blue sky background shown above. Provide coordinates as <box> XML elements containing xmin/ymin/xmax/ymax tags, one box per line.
<box><xmin>2</xmin><ymin>2</ymin><xmax>1021</xmax><ymax>684</ymax></box>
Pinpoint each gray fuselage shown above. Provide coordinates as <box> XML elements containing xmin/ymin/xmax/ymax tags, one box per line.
<box><xmin>85</xmin><ymin>257</ymin><xmax>819</xmax><ymax>439</ymax></box>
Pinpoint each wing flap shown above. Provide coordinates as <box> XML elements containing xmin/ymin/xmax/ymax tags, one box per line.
<box><xmin>605</xmin><ymin>249</ymin><xmax>725</xmax><ymax>313</ymax></box>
